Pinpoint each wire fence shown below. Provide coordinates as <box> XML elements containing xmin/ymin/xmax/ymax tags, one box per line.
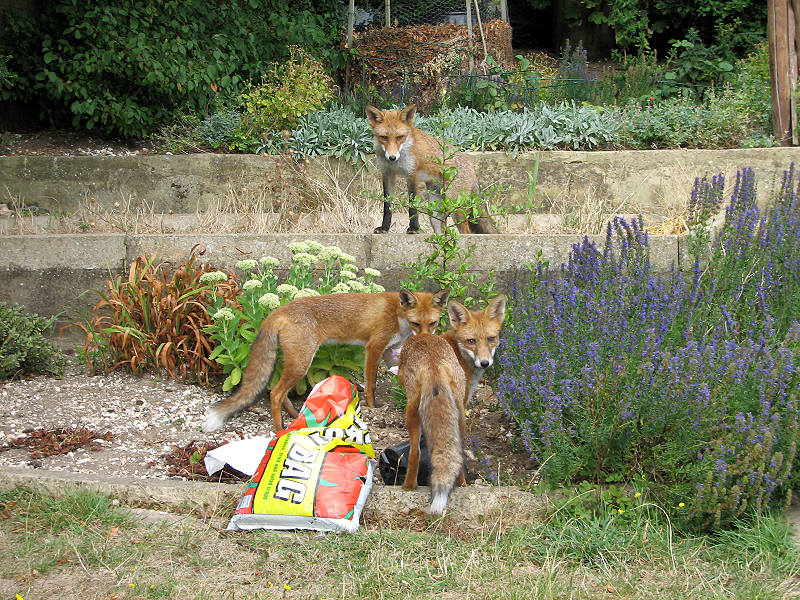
<box><xmin>342</xmin><ymin>2</ymin><xmax>702</xmax><ymax>113</ymax></box>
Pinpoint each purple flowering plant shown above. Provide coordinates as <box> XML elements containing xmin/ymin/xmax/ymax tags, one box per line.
<box><xmin>494</xmin><ymin>165</ymin><xmax>800</xmax><ymax>530</ymax></box>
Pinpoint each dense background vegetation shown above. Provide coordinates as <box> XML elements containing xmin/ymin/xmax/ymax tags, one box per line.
<box><xmin>0</xmin><ymin>0</ymin><xmax>775</xmax><ymax>149</ymax></box>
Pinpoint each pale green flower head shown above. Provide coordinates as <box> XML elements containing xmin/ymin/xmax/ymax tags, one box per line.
<box><xmin>259</xmin><ymin>256</ymin><xmax>280</xmax><ymax>268</ymax></box>
<box><xmin>339</xmin><ymin>252</ymin><xmax>357</xmax><ymax>264</ymax></box>
<box><xmin>212</xmin><ymin>307</ymin><xmax>236</xmax><ymax>322</ymax></box>
<box><xmin>289</xmin><ymin>241</ymin><xmax>309</xmax><ymax>254</ymax></box>
<box><xmin>364</xmin><ymin>267</ymin><xmax>381</xmax><ymax>279</ymax></box>
<box><xmin>236</xmin><ymin>259</ymin><xmax>258</xmax><ymax>272</ymax></box>
<box><xmin>200</xmin><ymin>271</ymin><xmax>228</xmax><ymax>284</ymax></box>
<box><xmin>304</xmin><ymin>240</ymin><xmax>324</xmax><ymax>254</ymax></box>
<box><xmin>276</xmin><ymin>283</ymin><xmax>299</xmax><ymax>297</ymax></box>
<box><xmin>292</xmin><ymin>252</ymin><xmax>318</xmax><ymax>267</ymax></box>
<box><xmin>257</xmin><ymin>292</ymin><xmax>280</xmax><ymax>311</ymax></box>
<box><xmin>318</xmin><ymin>246</ymin><xmax>340</xmax><ymax>263</ymax></box>
<box><xmin>242</xmin><ymin>279</ymin><xmax>263</xmax><ymax>291</ymax></box>
<box><xmin>347</xmin><ymin>280</ymin><xmax>366</xmax><ymax>293</ymax></box>
<box><xmin>340</xmin><ymin>262</ymin><xmax>358</xmax><ymax>273</ymax></box>
<box><xmin>369</xmin><ymin>283</ymin><xmax>386</xmax><ymax>293</ymax></box>
<box><xmin>339</xmin><ymin>270</ymin><xmax>357</xmax><ymax>281</ymax></box>
<box><xmin>331</xmin><ymin>282</ymin><xmax>351</xmax><ymax>294</ymax></box>
<box><xmin>294</xmin><ymin>288</ymin><xmax>321</xmax><ymax>299</ymax></box>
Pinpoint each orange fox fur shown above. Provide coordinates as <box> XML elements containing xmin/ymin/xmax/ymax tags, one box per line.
<box><xmin>202</xmin><ymin>289</ymin><xmax>449</xmax><ymax>433</ymax></box>
<box><xmin>365</xmin><ymin>104</ymin><xmax>497</xmax><ymax>235</ymax></box>
<box><xmin>440</xmin><ymin>294</ymin><xmax>507</xmax><ymax>407</ymax></box>
<box><xmin>397</xmin><ymin>332</ymin><xmax>467</xmax><ymax>516</ymax></box>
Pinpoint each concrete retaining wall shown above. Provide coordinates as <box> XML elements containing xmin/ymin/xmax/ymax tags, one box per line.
<box><xmin>3</xmin><ymin>148</ymin><xmax>800</xmax><ymax>220</ymax></box>
<box><xmin>0</xmin><ymin>231</ymin><xmax>684</xmax><ymax>344</ymax></box>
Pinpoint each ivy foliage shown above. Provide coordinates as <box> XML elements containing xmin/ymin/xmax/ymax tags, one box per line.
<box><xmin>0</xmin><ymin>0</ymin><xmax>344</xmax><ymax>138</ymax></box>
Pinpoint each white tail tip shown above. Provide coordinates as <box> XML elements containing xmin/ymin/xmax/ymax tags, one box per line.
<box><xmin>429</xmin><ymin>492</ymin><xmax>449</xmax><ymax>516</ymax></box>
<box><xmin>202</xmin><ymin>409</ymin><xmax>225</xmax><ymax>433</ymax></box>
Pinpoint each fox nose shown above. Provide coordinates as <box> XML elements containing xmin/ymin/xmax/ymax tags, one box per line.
<box><xmin>387</xmin><ymin>154</ymin><xmax>398</xmax><ymax>161</ymax></box>
<box><xmin>480</xmin><ymin>359</ymin><xmax>490</xmax><ymax>368</ymax></box>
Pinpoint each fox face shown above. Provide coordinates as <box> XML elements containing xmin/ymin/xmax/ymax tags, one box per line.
<box><xmin>447</xmin><ymin>295</ymin><xmax>506</xmax><ymax>370</ymax></box>
<box><xmin>399</xmin><ymin>289</ymin><xmax>450</xmax><ymax>335</ymax></box>
<box><xmin>365</xmin><ymin>105</ymin><xmax>416</xmax><ymax>163</ymax></box>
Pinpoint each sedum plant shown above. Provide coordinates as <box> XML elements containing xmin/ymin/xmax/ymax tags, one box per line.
<box><xmin>203</xmin><ymin>240</ymin><xmax>385</xmax><ymax>394</ymax></box>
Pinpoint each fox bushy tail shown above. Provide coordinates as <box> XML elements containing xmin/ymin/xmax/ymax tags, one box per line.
<box><xmin>202</xmin><ymin>327</ymin><xmax>279</xmax><ymax>432</ymax></box>
<box><xmin>419</xmin><ymin>383</ymin><xmax>464</xmax><ymax>516</ymax></box>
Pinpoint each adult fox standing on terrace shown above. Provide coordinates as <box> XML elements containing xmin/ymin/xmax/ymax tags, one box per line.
<box><xmin>365</xmin><ymin>104</ymin><xmax>497</xmax><ymax>235</ymax></box>
<box><xmin>202</xmin><ymin>289</ymin><xmax>449</xmax><ymax>433</ymax></box>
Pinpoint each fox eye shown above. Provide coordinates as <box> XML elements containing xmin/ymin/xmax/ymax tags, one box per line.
<box><xmin>429</xmin><ymin>321</ymin><xmax>438</xmax><ymax>330</ymax></box>
<box><xmin>397</xmin><ymin>135</ymin><xmax>405</xmax><ymax>142</ymax></box>
<box><xmin>379</xmin><ymin>135</ymin><xmax>388</xmax><ymax>142</ymax></box>
<box><xmin>410</xmin><ymin>321</ymin><xmax>420</xmax><ymax>329</ymax></box>
<box><xmin>467</xmin><ymin>338</ymin><xmax>477</xmax><ymax>345</ymax></box>
<box><xmin>487</xmin><ymin>336</ymin><xmax>497</xmax><ymax>343</ymax></box>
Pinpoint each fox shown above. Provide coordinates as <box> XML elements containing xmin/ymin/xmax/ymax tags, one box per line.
<box><xmin>202</xmin><ymin>289</ymin><xmax>450</xmax><ymax>434</ymax></box>
<box><xmin>365</xmin><ymin>104</ymin><xmax>498</xmax><ymax>235</ymax></box>
<box><xmin>397</xmin><ymin>332</ymin><xmax>467</xmax><ymax>516</ymax></box>
<box><xmin>440</xmin><ymin>294</ymin><xmax>507</xmax><ymax>407</ymax></box>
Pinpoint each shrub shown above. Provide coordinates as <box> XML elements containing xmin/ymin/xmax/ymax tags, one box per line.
<box><xmin>494</xmin><ymin>167</ymin><xmax>800</xmax><ymax>530</ymax></box>
<box><xmin>237</xmin><ymin>46</ymin><xmax>335</xmax><ymax>143</ymax></box>
<box><xmin>0</xmin><ymin>302</ymin><xmax>66</xmax><ymax>379</ymax></box>
<box><xmin>0</xmin><ymin>1</ymin><xmax>344</xmax><ymax>138</ymax></box>
<box><xmin>203</xmin><ymin>240</ymin><xmax>385</xmax><ymax>394</ymax></box>
<box><xmin>78</xmin><ymin>245</ymin><xmax>237</xmax><ymax>385</ymax></box>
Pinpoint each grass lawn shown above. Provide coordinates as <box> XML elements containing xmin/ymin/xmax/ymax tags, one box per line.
<box><xmin>1</xmin><ymin>485</ymin><xmax>799</xmax><ymax>599</ymax></box>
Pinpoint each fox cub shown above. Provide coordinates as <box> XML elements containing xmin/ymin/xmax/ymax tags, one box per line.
<box><xmin>441</xmin><ymin>294</ymin><xmax>506</xmax><ymax>406</ymax></box>
<box><xmin>203</xmin><ymin>289</ymin><xmax>449</xmax><ymax>433</ymax></box>
<box><xmin>397</xmin><ymin>332</ymin><xmax>467</xmax><ymax>516</ymax></box>
<box><xmin>366</xmin><ymin>104</ymin><xmax>497</xmax><ymax>235</ymax></box>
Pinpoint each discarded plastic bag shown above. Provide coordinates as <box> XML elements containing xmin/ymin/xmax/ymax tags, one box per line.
<box><xmin>378</xmin><ymin>437</ymin><xmax>431</xmax><ymax>486</ymax></box>
<box><xmin>227</xmin><ymin>375</ymin><xmax>375</xmax><ymax>533</ymax></box>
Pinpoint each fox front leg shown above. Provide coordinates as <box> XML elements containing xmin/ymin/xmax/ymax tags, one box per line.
<box><xmin>375</xmin><ymin>172</ymin><xmax>396</xmax><ymax>234</ymax></box>
<box><xmin>406</xmin><ymin>175</ymin><xmax>420</xmax><ymax>234</ymax></box>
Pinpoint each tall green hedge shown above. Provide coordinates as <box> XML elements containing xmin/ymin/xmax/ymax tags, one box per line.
<box><xmin>0</xmin><ymin>0</ymin><xmax>344</xmax><ymax>138</ymax></box>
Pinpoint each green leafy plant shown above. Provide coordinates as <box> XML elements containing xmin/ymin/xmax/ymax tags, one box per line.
<box><xmin>0</xmin><ymin>302</ymin><xmax>66</xmax><ymax>380</ymax></box>
<box><xmin>237</xmin><ymin>46</ymin><xmax>335</xmax><ymax>143</ymax></box>
<box><xmin>203</xmin><ymin>240</ymin><xmax>386</xmax><ymax>394</ymax></box>
<box><xmin>77</xmin><ymin>245</ymin><xmax>235</xmax><ymax>385</ymax></box>
<box><xmin>663</xmin><ymin>29</ymin><xmax>735</xmax><ymax>96</ymax></box>
<box><xmin>1</xmin><ymin>2</ymin><xmax>344</xmax><ymax>138</ymax></box>
<box><xmin>398</xmin><ymin>122</ymin><xmax>497</xmax><ymax>308</ymax></box>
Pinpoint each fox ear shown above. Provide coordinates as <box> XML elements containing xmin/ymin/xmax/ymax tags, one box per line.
<box><xmin>399</xmin><ymin>289</ymin><xmax>417</xmax><ymax>308</ymax></box>
<box><xmin>485</xmin><ymin>294</ymin><xmax>507</xmax><ymax>322</ymax></box>
<box><xmin>447</xmin><ymin>300</ymin><xmax>469</xmax><ymax>327</ymax></box>
<box><xmin>399</xmin><ymin>104</ymin><xmax>417</xmax><ymax>124</ymax></box>
<box><xmin>365</xmin><ymin>105</ymin><xmax>383</xmax><ymax>125</ymax></box>
<box><xmin>432</xmin><ymin>289</ymin><xmax>450</xmax><ymax>308</ymax></box>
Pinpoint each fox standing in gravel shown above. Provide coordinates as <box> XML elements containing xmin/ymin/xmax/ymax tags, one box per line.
<box><xmin>397</xmin><ymin>332</ymin><xmax>467</xmax><ymax>516</ymax></box>
<box><xmin>365</xmin><ymin>104</ymin><xmax>497</xmax><ymax>235</ymax></box>
<box><xmin>202</xmin><ymin>289</ymin><xmax>450</xmax><ymax>433</ymax></box>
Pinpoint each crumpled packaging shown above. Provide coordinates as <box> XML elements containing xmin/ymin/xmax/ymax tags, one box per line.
<box><xmin>227</xmin><ymin>375</ymin><xmax>375</xmax><ymax>533</ymax></box>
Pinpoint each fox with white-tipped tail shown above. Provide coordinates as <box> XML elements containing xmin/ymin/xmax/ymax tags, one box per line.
<box><xmin>397</xmin><ymin>332</ymin><xmax>467</xmax><ymax>516</ymax></box>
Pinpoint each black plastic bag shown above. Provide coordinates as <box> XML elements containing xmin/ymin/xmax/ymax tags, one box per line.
<box><xmin>378</xmin><ymin>436</ymin><xmax>431</xmax><ymax>486</ymax></box>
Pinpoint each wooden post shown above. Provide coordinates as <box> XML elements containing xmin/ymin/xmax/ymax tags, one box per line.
<box><xmin>466</xmin><ymin>0</ymin><xmax>474</xmax><ymax>73</ymax></box>
<box><xmin>385</xmin><ymin>0</ymin><xmax>391</xmax><ymax>27</ymax></box>
<box><xmin>500</xmin><ymin>0</ymin><xmax>509</xmax><ymax>22</ymax></box>
<box><xmin>345</xmin><ymin>0</ymin><xmax>355</xmax><ymax>96</ymax></box>
<box><xmin>769</xmin><ymin>0</ymin><xmax>793</xmax><ymax>145</ymax></box>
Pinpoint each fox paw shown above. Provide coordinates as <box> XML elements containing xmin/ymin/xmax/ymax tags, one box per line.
<box><xmin>406</xmin><ymin>226</ymin><xmax>420</xmax><ymax>234</ymax></box>
<box><xmin>373</xmin><ymin>226</ymin><xmax>390</xmax><ymax>234</ymax></box>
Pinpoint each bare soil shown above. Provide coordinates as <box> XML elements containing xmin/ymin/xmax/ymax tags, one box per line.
<box><xmin>0</xmin><ymin>129</ymin><xmax>535</xmax><ymax>486</ymax></box>
<box><xmin>0</xmin><ymin>357</ymin><xmax>535</xmax><ymax>488</ymax></box>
